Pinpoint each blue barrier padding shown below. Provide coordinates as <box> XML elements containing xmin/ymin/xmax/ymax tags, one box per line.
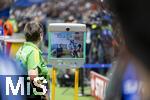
<box><xmin>47</xmin><ymin>64</ymin><xmax>112</xmax><ymax>68</ymax></box>
<box><xmin>82</xmin><ymin>64</ymin><xmax>112</xmax><ymax>68</ymax></box>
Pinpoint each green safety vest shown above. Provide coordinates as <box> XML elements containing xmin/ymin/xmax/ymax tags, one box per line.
<box><xmin>16</xmin><ymin>42</ymin><xmax>48</xmax><ymax>79</ymax></box>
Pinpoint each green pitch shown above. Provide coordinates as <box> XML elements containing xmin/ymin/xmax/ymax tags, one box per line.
<box><xmin>54</xmin><ymin>86</ymin><xmax>94</xmax><ymax>100</ymax></box>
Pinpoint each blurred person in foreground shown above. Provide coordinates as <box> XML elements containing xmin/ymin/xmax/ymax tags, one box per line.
<box><xmin>16</xmin><ymin>21</ymin><xmax>49</xmax><ymax>100</ymax></box>
<box><xmin>0</xmin><ymin>54</ymin><xmax>27</xmax><ymax>100</ymax></box>
<box><xmin>0</xmin><ymin>0</ymin><xmax>27</xmax><ymax>100</ymax></box>
<box><xmin>105</xmin><ymin>0</ymin><xmax>150</xmax><ymax>100</ymax></box>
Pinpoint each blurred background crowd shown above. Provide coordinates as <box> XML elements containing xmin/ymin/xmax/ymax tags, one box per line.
<box><xmin>8</xmin><ymin>0</ymin><xmax>114</xmax><ymax>65</ymax></box>
<box><xmin>0</xmin><ymin>0</ymin><xmax>116</xmax><ymax>87</ymax></box>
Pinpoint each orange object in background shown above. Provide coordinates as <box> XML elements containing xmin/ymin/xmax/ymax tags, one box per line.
<box><xmin>3</xmin><ymin>20</ymin><xmax>14</xmax><ymax>55</ymax></box>
<box><xmin>3</xmin><ymin>20</ymin><xmax>13</xmax><ymax>36</ymax></box>
<box><xmin>0</xmin><ymin>19</ymin><xmax>3</xmax><ymax>35</ymax></box>
<box><xmin>91</xmin><ymin>3</ymin><xmax>98</xmax><ymax>11</ymax></box>
<box><xmin>0</xmin><ymin>20</ymin><xmax>2</xmax><ymax>26</ymax></box>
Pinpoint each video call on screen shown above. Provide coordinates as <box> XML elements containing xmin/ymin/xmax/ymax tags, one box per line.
<box><xmin>51</xmin><ymin>32</ymin><xmax>84</xmax><ymax>58</ymax></box>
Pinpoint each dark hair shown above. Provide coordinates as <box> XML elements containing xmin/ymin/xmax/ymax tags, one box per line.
<box><xmin>106</xmin><ymin>0</ymin><xmax>150</xmax><ymax>69</ymax></box>
<box><xmin>24</xmin><ymin>21</ymin><xmax>43</xmax><ymax>42</ymax></box>
<box><xmin>78</xmin><ymin>44</ymin><xmax>81</xmax><ymax>48</ymax></box>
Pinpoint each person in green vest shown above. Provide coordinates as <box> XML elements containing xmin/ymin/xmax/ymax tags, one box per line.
<box><xmin>16</xmin><ymin>21</ymin><xmax>49</xmax><ymax>100</ymax></box>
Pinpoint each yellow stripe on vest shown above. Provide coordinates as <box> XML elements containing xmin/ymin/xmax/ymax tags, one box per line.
<box><xmin>34</xmin><ymin>49</ymin><xmax>40</xmax><ymax>63</ymax></box>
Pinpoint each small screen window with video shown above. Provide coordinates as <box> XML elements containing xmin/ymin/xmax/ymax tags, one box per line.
<box><xmin>51</xmin><ymin>32</ymin><xmax>84</xmax><ymax>58</ymax></box>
